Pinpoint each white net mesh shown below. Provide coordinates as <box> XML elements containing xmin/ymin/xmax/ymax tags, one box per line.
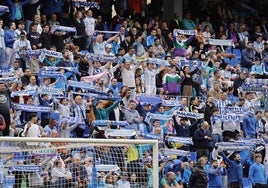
<box><xmin>0</xmin><ymin>138</ymin><xmax>158</xmax><ymax>188</ymax></box>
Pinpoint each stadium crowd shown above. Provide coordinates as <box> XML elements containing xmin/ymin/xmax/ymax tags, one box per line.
<box><xmin>1</xmin><ymin>0</ymin><xmax>268</xmax><ymax>188</ymax></box>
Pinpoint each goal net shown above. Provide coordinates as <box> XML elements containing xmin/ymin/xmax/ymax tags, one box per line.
<box><xmin>0</xmin><ymin>137</ymin><xmax>159</xmax><ymax>188</ymax></box>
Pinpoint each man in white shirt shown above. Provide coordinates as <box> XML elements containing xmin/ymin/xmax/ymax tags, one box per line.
<box><xmin>83</xmin><ymin>9</ymin><xmax>95</xmax><ymax>51</ymax></box>
<box><xmin>0</xmin><ymin>19</ymin><xmax>5</xmax><ymax>68</ymax></box>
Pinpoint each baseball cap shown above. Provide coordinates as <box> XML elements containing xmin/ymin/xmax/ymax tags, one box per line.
<box><xmin>106</xmin><ymin>44</ymin><xmax>112</xmax><ymax>49</ymax></box>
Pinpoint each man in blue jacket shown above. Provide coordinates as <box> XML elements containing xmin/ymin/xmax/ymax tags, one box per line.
<box><xmin>248</xmin><ymin>153</ymin><xmax>267</xmax><ymax>188</ymax></box>
<box><xmin>6</xmin><ymin>0</ymin><xmax>31</xmax><ymax>21</ymax></box>
<box><xmin>207</xmin><ymin>159</ymin><xmax>227</xmax><ymax>188</ymax></box>
<box><xmin>220</xmin><ymin>151</ymin><xmax>243</xmax><ymax>188</ymax></box>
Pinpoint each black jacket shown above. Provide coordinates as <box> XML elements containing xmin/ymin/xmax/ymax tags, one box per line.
<box><xmin>190</xmin><ymin>164</ymin><xmax>208</xmax><ymax>188</ymax></box>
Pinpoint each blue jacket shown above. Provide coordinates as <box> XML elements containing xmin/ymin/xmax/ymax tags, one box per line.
<box><xmin>41</xmin><ymin>0</ymin><xmax>64</xmax><ymax>16</ymax></box>
<box><xmin>248</xmin><ymin>162</ymin><xmax>266</xmax><ymax>185</ymax></box>
<box><xmin>221</xmin><ymin>152</ymin><xmax>243</xmax><ymax>183</ymax></box>
<box><xmin>4</xmin><ymin>29</ymin><xmax>15</xmax><ymax>48</ymax></box>
<box><xmin>207</xmin><ymin>166</ymin><xmax>227</xmax><ymax>187</ymax></box>
<box><xmin>242</xmin><ymin>113</ymin><xmax>258</xmax><ymax>137</ymax></box>
<box><xmin>6</xmin><ymin>0</ymin><xmax>30</xmax><ymax>21</ymax></box>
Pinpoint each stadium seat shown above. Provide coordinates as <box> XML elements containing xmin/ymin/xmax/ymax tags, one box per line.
<box><xmin>233</xmin><ymin>49</ymin><xmax>242</xmax><ymax>59</ymax></box>
<box><xmin>224</xmin><ymin>58</ymin><xmax>231</xmax><ymax>64</ymax></box>
<box><xmin>230</xmin><ymin>58</ymin><xmax>240</xmax><ymax>67</ymax></box>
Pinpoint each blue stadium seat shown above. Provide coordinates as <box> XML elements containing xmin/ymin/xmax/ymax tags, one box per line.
<box><xmin>233</xmin><ymin>49</ymin><xmax>242</xmax><ymax>59</ymax></box>
<box><xmin>230</xmin><ymin>58</ymin><xmax>240</xmax><ymax>67</ymax></box>
<box><xmin>224</xmin><ymin>58</ymin><xmax>231</xmax><ymax>64</ymax></box>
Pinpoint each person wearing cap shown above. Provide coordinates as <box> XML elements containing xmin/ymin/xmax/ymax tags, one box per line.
<box><xmin>241</xmin><ymin>41</ymin><xmax>255</xmax><ymax>70</ymax></box>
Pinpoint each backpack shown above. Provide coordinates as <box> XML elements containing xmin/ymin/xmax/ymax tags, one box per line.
<box><xmin>0</xmin><ymin>114</ymin><xmax>6</xmax><ymax>131</ymax></box>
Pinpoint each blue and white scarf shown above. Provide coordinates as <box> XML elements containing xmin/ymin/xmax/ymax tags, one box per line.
<box><xmin>12</xmin><ymin>102</ymin><xmax>53</xmax><ymax>112</ymax></box>
<box><xmin>72</xmin><ymin>1</ymin><xmax>100</xmax><ymax>9</ymax></box>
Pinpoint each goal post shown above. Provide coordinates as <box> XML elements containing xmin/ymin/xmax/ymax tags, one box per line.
<box><xmin>0</xmin><ymin>137</ymin><xmax>159</xmax><ymax>188</ymax></box>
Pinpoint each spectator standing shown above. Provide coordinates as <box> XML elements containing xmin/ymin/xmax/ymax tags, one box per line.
<box><xmin>189</xmin><ymin>157</ymin><xmax>208</xmax><ymax>188</ymax></box>
<box><xmin>220</xmin><ymin>151</ymin><xmax>243</xmax><ymax>188</ymax></box>
<box><xmin>6</xmin><ymin>0</ymin><xmax>30</xmax><ymax>21</ymax></box>
<box><xmin>27</xmin><ymin>22</ymin><xmax>42</xmax><ymax>50</ymax></box>
<box><xmin>248</xmin><ymin>153</ymin><xmax>267</xmax><ymax>188</ymax></box>
<box><xmin>84</xmin><ymin>9</ymin><xmax>95</xmax><ymax>51</ymax></box>
<box><xmin>194</xmin><ymin>121</ymin><xmax>212</xmax><ymax>159</ymax></box>
<box><xmin>207</xmin><ymin>159</ymin><xmax>227</xmax><ymax>188</ymax></box>
<box><xmin>4</xmin><ymin>21</ymin><xmax>16</xmax><ymax>67</ymax></box>
<box><xmin>0</xmin><ymin>19</ymin><xmax>5</xmax><ymax>68</ymax></box>
<box><xmin>70</xmin><ymin>156</ymin><xmax>88</xmax><ymax>187</ymax></box>
<box><xmin>241</xmin><ymin>41</ymin><xmax>255</xmax><ymax>70</ymax></box>
<box><xmin>71</xmin><ymin>11</ymin><xmax>86</xmax><ymax>50</ymax></box>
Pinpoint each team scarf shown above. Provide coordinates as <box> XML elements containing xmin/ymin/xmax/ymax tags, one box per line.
<box><xmin>39</xmin><ymin>87</ymin><xmax>64</xmax><ymax>96</ymax></box>
<box><xmin>60</xmin><ymin>117</ymin><xmax>85</xmax><ymax>125</ymax></box>
<box><xmin>162</xmin><ymin>99</ymin><xmax>181</xmax><ymax>107</ymax></box>
<box><xmin>31</xmin><ymin>149</ymin><xmax>57</xmax><ymax>157</ymax></box>
<box><xmin>242</xmin><ymin>79</ymin><xmax>268</xmax><ymax>91</ymax></box>
<box><xmin>96</xmin><ymin>30</ymin><xmax>120</xmax><ymax>34</ymax></box>
<box><xmin>208</xmin><ymin>39</ymin><xmax>234</xmax><ymax>46</ymax></box>
<box><xmin>12</xmin><ymin>102</ymin><xmax>53</xmax><ymax>112</ymax></box>
<box><xmin>0</xmin><ymin>76</ymin><xmax>17</xmax><ymax>82</ymax></box>
<box><xmin>178</xmin><ymin>59</ymin><xmax>203</xmax><ymax>68</ymax></box>
<box><xmin>217</xmin><ymin>141</ymin><xmax>254</xmax><ymax>151</ymax></box>
<box><xmin>219</xmin><ymin>107</ymin><xmax>251</xmax><ymax>115</ymax></box>
<box><xmin>11</xmin><ymin>90</ymin><xmax>36</xmax><ymax>97</ymax></box>
<box><xmin>145</xmin><ymin>112</ymin><xmax>172</xmax><ymax>121</ymax></box>
<box><xmin>42</xmin><ymin>66</ymin><xmax>75</xmax><ymax>72</ymax></box>
<box><xmin>165</xmin><ymin>136</ymin><xmax>193</xmax><ymax>145</ymax></box>
<box><xmin>173</xmin><ymin>29</ymin><xmax>197</xmax><ymax>36</ymax></box>
<box><xmin>71</xmin><ymin>91</ymin><xmax>98</xmax><ymax>98</ymax></box>
<box><xmin>50</xmin><ymin>26</ymin><xmax>77</xmax><ymax>34</ymax></box>
<box><xmin>95</xmin><ymin>96</ymin><xmax>121</xmax><ymax>101</ymax></box>
<box><xmin>68</xmin><ymin>80</ymin><xmax>93</xmax><ymax>90</ymax></box>
<box><xmin>95</xmin><ymin>165</ymin><xmax>120</xmax><ymax>172</ymax></box>
<box><xmin>161</xmin><ymin>148</ymin><xmax>191</xmax><ymax>157</ymax></box>
<box><xmin>86</xmin><ymin>53</ymin><xmax>118</xmax><ymax>63</ymax></box>
<box><xmin>39</xmin><ymin>71</ymin><xmax>64</xmax><ymax>78</ymax></box>
<box><xmin>8</xmin><ymin>165</ymin><xmax>42</xmax><ymax>173</ymax></box>
<box><xmin>136</xmin><ymin>95</ymin><xmax>163</xmax><ymax>106</ymax></box>
<box><xmin>92</xmin><ymin>120</ymin><xmax>128</xmax><ymax>127</ymax></box>
<box><xmin>81</xmin><ymin>71</ymin><xmax>109</xmax><ymax>83</ymax></box>
<box><xmin>26</xmin><ymin>49</ymin><xmax>43</xmax><ymax>57</ymax></box>
<box><xmin>175</xmin><ymin>110</ymin><xmax>204</xmax><ymax>119</ymax></box>
<box><xmin>0</xmin><ymin>5</ymin><xmax>9</xmax><ymax>13</ymax></box>
<box><xmin>105</xmin><ymin>129</ymin><xmax>136</xmax><ymax>137</ymax></box>
<box><xmin>147</xmin><ymin>58</ymin><xmax>170</xmax><ymax>66</ymax></box>
<box><xmin>72</xmin><ymin>1</ymin><xmax>100</xmax><ymax>9</ymax></box>
<box><xmin>41</xmin><ymin>49</ymin><xmax>63</xmax><ymax>58</ymax></box>
<box><xmin>0</xmin><ymin>70</ymin><xmax>14</xmax><ymax>76</ymax></box>
<box><xmin>143</xmin><ymin>133</ymin><xmax>161</xmax><ymax>140</ymax></box>
<box><xmin>214</xmin><ymin>114</ymin><xmax>242</xmax><ymax>121</ymax></box>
